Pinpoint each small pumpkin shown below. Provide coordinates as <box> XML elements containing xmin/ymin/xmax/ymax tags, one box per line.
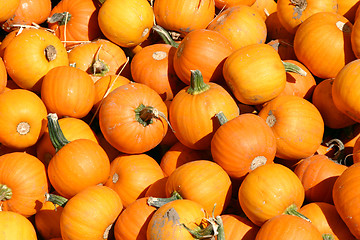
<box><xmin>34</xmin><ymin>200</ymin><xmax>63</xmax><ymax>240</ymax></box>
<box><xmin>221</xmin><ymin>214</ymin><xmax>260</xmax><ymax>240</ymax></box>
<box><xmin>0</xmin><ymin>211</ymin><xmax>37</xmax><ymax>240</ymax></box>
<box><xmin>0</xmin><ymin>0</ymin><xmax>20</xmax><ymax>23</ymax></box>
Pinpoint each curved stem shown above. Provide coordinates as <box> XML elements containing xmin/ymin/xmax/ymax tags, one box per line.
<box><xmin>135</xmin><ymin>104</ymin><xmax>175</xmax><ymax>132</ymax></box>
<box><xmin>215</xmin><ymin>111</ymin><xmax>228</xmax><ymax>126</ymax></box>
<box><xmin>284</xmin><ymin>204</ymin><xmax>311</xmax><ymax>222</ymax></box>
<box><xmin>282</xmin><ymin>61</ymin><xmax>307</xmax><ymax>76</ymax></box>
<box><xmin>187</xmin><ymin>70</ymin><xmax>210</xmax><ymax>95</ymax></box>
<box><xmin>91</xmin><ymin>45</ymin><xmax>110</xmax><ymax>76</ymax></box>
<box><xmin>0</xmin><ymin>184</ymin><xmax>12</xmax><ymax>201</ymax></box>
<box><xmin>45</xmin><ymin>193</ymin><xmax>68</xmax><ymax>208</ymax></box>
<box><xmin>152</xmin><ymin>25</ymin><xmax>179</xmax><ymax>48</ymax></box>
<box><xmin>47</xmin><ymin>113</ymin><xmax>70</xmax><ymax>152</ymax></box>
<box><xmin>147</xmin><ymin>191</ymin><xmax>183</xmax><ymax>208</ymax></box>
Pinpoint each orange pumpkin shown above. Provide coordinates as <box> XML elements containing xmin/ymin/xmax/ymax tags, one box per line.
<box><xmin>351</xmin><ymin>12</ymin><xmax>360</xmax><ymax>57</ymax></box>
<box><xmin>221</xmin><ymin>214</ymin><xmax>260</xmax><ymax>240</ymax></box>
<box><xmin>0</xmin><ymin>152</ymin><xmax>48</xmax><ymax>217</ymax></box>
<box><xmin>265</xmin><ymin>12</ymin><xmax>295</xmax><ymax>42</ymax></box>
<box><xmin>34</xmin><ymin>200</ymin><xmax>63</xmax><ymax>240</ymax></box>
<box><xmin>0</xmin><ymin>0</ymin><xmax>20</xmax><ymax>23</ymax></box>
<box><xmin>47</xmin><ymin>113</ymin><xmax>111</xmax><ymax>199</ymax></box>
<box><xmin>293</xmin><ymin>12</ymin><xmax>355</xmax><ymax>79</ymax></box>
<box><xmin>99</xmin><ymin>82</ymin><xmax>168</xmax><ymax>154</ymax></box>
<box><xmin>2</xmin><ymin>0</ymin><xmax>51</xmax><ymax>32</ymax></box>
<box><xmin>41</xmin><ymin>65</ymin><xmax>95</xmax><ymax>118</ymax></box>
<box><xmin>98</xmin><ymin>0</ymin><xmax>154</xmax><ymax>47</ymax></box>
<box><xmin>3</xmin><ymin>28</ymin><xmax>69</xmax><ymax>92</ymax></box>
<box><xmin>153</xmin><ymin>0</ymin><xmax>215</xmax><ymax>36</ymax></box>
<box><xmin>250</xmin><ymin>0</ymin><xmax>277</xmax><ymax>20</ymax></box>
<box><xmin>276</xmin><ymin>0</ymin><xmax>338</xmax><ymax>34</ymax></box>
<box><xmin>337</xmin><ymin>0</ymin><xmax>360</xmax><ymax>23</ymax></box>
<box><xmin>0</xmin><ymin>56</ymin><xmax>8</xmax><ymax>94</ymax></box>
<box><xmin>258</xmin><ymin>95</ymin><xmax>324</xmax><ymax>161</ymax></box>
<box><xmin>47</xmin><ymin>0</ymin><xmax>102</xmax><ymax>50</ymax></box>
<box><xmin>169</xmin><ymin>70</ymin><xmax>239</xmax><ymax>150</ymax></box>
<box><xmin>239</xmin><ymin>163</ymin><xmax>305</xmax><ymax>226</ymax></box>
<box><xmin>267</xmin><ymin>39</ymin><xmax>297</xmax><ymax>60</ymax></box>
<box><xmin>145</xmin><ymin>177</ymin><xmax>169</xmax><ymax>198</ymax></box>
<box><xmin>0</xmin><ymin>89</ymin><xmax>47</xmax><ymax>149</ymax></box>
<box><xmin>207</xmin><ymin>5</ymin><xmax>267</xmax><ymax>50</ymax></box>
<box><xmin>0</xmin><ymin>211</ymin><xmax>37</xmax><ymax>239</ymax></box>
<box><xmin>211</xmin><ymin>112</ymin><xmax>276</xmax><ymax>181</ymax></box>
<box><xmin>104</xmin><ymin>153</ymin><xmax>165</xmax><ymax>208</ymax></box>
<box><xmin>294</xmin><ymin>154</ymin><xmax>348</xmax><ymax>204</ymax></box>
<box><xmin>215</xmin><ymin>0</ymin><xmax>255</xmax><ymax>10</ymax></box>
<box><xmin>60</xmin><ymin>185</ymin><xmax>123</xmax><ymax>240</ymax></box>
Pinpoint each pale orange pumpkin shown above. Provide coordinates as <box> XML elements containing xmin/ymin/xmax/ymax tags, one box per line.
<box><xmin>0</xmin><ymin>211</ymin><xmax>37</xmax><ymax>239</ymax></box>
<box><xmin>0</xmin><ymin>0</ymin><xmax>20</xmax><ymax>23</ymax></box>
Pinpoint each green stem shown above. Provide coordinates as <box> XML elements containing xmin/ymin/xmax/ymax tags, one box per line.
<box><xmin>284</xmin><ymin>204</ymin><xmax>311</xmax><ymax>222</ymax></box>
<box><xmin>282</xmin><ymin>61</ymin><xmax>307</xmax><ymax>76</ymax></box>
<box><xmin>322</xmin><ymin>233</ymin><xmax>335</xmax><ymax>240</ymax></box>
<box><xmin>215</xmin><ymin>112</ymin><xmax>228</xmax><ymax>126</ymax></box>
<box><xmin>47</xmin><ymin>113</ymin><xmax>70</xmax><ymax>152</ymax></box>
<box><xmin>147</xmin><ymin>191</ymin><xmax>183</xmax><ymax>208</ymax></box>
<box><xmin>187</xmin><ymin>70</ymin><xmax>210</xmax><ymax>95</ymax></box>
<box><xmin>152</xmin><ymin>25</ymin><xmax>179</xmax><ymax>48</ymax></box>
<box><xmin>0</xmin><ymin>184</ymin><xmax>12</xmax><ymax>201</ymax></box>
<box><xmin>215</xmin><ymin>216</ymin><xmax>226</xmax><ymax>240</ymax></box>
<box><xmin>45</xmin><ymin>193</ymin><xmax>68</xmax><ymax>208</ymax></box>
<box><xmin>47</xmin><ymin>12</ymin><xmax>72</xmax><ymax>25</ymax></box>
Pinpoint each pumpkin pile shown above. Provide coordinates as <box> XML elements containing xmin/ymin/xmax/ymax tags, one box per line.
<box><xmin>2</xmin><ymin>0</ymin><xmax>360</xmax><ymax>239</ymax></box>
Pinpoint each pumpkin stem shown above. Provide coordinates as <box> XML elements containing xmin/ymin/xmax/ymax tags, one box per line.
<box><xmin>135</xmin><ymin>104</ymin><xmax>175</xmax><ymax>132</ymax></box>
<box><xmin>91</xmin><ymin>45</ymin><xmax>110</xmax><ymax>77</ymax></box>
<box><xmin>215</xmin><ymin>111</ymin><xmax>228</xmax><ymax>126</ymax></box>
<box><xmin>187</xmin><ymin>70</ymin><xmax>211</xmax><ymax>95</ymax></box>
<box><xmin>290</xmin><ymin>0</ymin><xmax>307</xmax><ymax>17</ymax></box>
<box><xmin>282</xmin><ymin>61</ymin><xmax>307</xmax><ymax>76</ymax></box>
<box><xmin>183</xmin><ymin>215</ymin><xmax>225</xmax><ymax>240</ymax></box>
<box><xmin>47</xmin><ymin>12</ymin><xmax>72</xmax><ymax>25</ymax></box>
<box><xmin>265</xmin><ymin>110</ymin><xmax>276</xmax><ymax>127</ymax></box>
<box><xmin>45</xmin><ymin>192</ymin><xmax>68</xmax><ymax>208</ymax></box>
<box><xmin>284</xmin><ymin>204</ymin><xmax>311</xmax><ymax>222</ymax></box>
<box><xmin>0</xmin><ymin>184</ymin><xmax>12</xmax><ymax>201</ymax></box>
<box><xmin>152</xmin><ymin>25</ymin><xmax>180</xmax><ymax>48</ymax></box>
<box><xmin>322</xmin><ymin>233</ymin><xmax>335</xmax><ymax>240</ymax></box>
<box><xmin>147</xmin><ymin>191</ymin><xmax>183</xmax><ymax>208</ymax></box>
<box><xmin>45</xmin><ymin>45</ymin><xmax>57</xmax><ymax>62</ymax></box>
<box><xmin>250</xmin><ymin>156</ymin><xmax>267</xmax><ymax>170</ymax></box>
<box><xmin>47</xmin><ymin>113</ymin><xmax>70</xmax><ymax>152</ymax></box>
<box><xmin>325</xmin><ymin>138</ymin><xmax>346</xmax><ymax>163</ymax></box>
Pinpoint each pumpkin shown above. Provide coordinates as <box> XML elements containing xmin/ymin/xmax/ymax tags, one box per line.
<box><xmin>221</xmin><ymin>214</ymin><xmax>260</xmax><ymax>240</ymax></box>
<box><xmin>99</xmin><ymin>82</ymin><xmax>168</xmax><ymax>154</ymax></box>
<box><xmin>98</xmin><ymin>0</ymin><xmax>154</xmax><ymax>47</ymax></box>
<box><xmin>207</xmin><ymin>5</ymin><xmax>267</xmax><ymax>50</ymax></box>
<box><xmin>294</xmin><ymin>154</ymin><xmax>348</xmax><ymax>204</ymax></box>
<box><xmin>3</xmin><ymin>28</ymin><xmax>69</xmax><ymax>92</ymax></box>
<box><xmin>254</xmin><ymin>214</ymin><xmax>323</xmax><ymax>240</ymax></box>
<box><xmin>145</xmin><ymin>177</ymin><xmax>169</xmax><ymax>198</ymax></box>
<box><xmin>114</xmin><ymin>197</ymin><xmax>157</xmax><ymax>240</ymax></box>
<box><xmin>147</xmin><ymin>199</ymin><xmax>208</xmax><ymax>240</ymax></box>
<box><xmin>276</xmin><ymin>0</ymin><xmax>338</xmax><ymax>34</ymax></box>
<box><xmin>164</xmin><ymin>160</ymin><xmax>232</xmax><ymax>217</ymax></box>
<box><xmin>67</xmin><ymin>38</ymin><xmax>130</xmax><ymax>82</ymax></box>
<box><xmin>265</xmin><ymin>12</ymin><xmax>295</xmax><ymax>42</ymax></box>
<box><xmin>47</xmin><ymin>0</ymin><xmax>102</xmax><ymax>50</ymax></box>
<box><xmin>41</xmin><ymin>65</ymin><xmax>95</xmax><ymax>118</ymax></box>
<box><xmin>250</xmin><ymin>0</ymin><xmax>277</xmax><ymax>20</ymax></box>
<box><xmin>215</xmin><ymin>0</ymin><xmax>256</xmax><ymax>10</ymax></box>
<box><xmin>0</xmin><ymin>152</ymin><xmax>49</xmax><ymax>217</ymax></box>
<box><xmin>160</xmin><ymin>141</ymin><xmax>212</xmax><ymax>177</ymax></box>
<box><xmin>2</xmin><ymin>0</ymin><xmax>51</xmax><ymax>32</ymax></box>
<box><xmin>0</xmin><ymin>89</ymin><xmax>47</xmax><ymax>149</ymax></box>
<box><xmin>0</xmin><ymin>56</ymin><xmax>8</xmax><ymax>94</ymax></box>
<box><xmin>153</xmin><ymin>0</ymin><xmax>215</xmax><ymax>36</ymax></box>
<box><xmin>36</xmin><ymin>116</ymin><xmax>99</xmax><ymax>168</ymax></box>
<box><xmin>333</xmin><ymin>162</ymin><xmax>360</xmax><ymax>238</ymax></box>
<box><xmin>332</xmin><ymin>59</ymin><xmax>360</xmax><ymax>122</ymax></box>
<box><xmin>169</xmin><ymin>70</ymin><xmax>239</xmax><ymax>150</ymax></box>
<box><xmin>34</xmin><ymin>200</ymin><xmax>63</xmax><ymax>240</ymax></box>
<box><xmin>267</xmin><ymin>39</ymin><xmax>297</xmax><ymax>60</ymax></box>
<box><xmin>293</xmin><ymin>12</ymin><xmax>356</xmax><ymax>79</ymax></box>
<box><xmin>258</xmin><ymin>95</ymin><xmax>324</xmax><ymax>161</ymax></box>
<box><xmin>337</xmin><ymin>0</ymin><xmax>360</xmax><ymax>23</ymax></box>
<box><xmin>0</xmin><ymin>211</ymin><xmax>37</xmax><ymax>240</ymax></box>
<box><xmin>298</xmin><ymin>202</ymin><xmax>357</xmax><ymax>240</ymax></box>
<box><xmin>173</xmin><ymin>28</ymin><xmax>234</xmax><ymax>85</ymax></box>
<box><xmin>352</xmin><ymin>136</ymin><xmax>360</xmax><ymax>163</ymax></box>
<box><xmin>131</xmin><ymin>43</ymin><xmax>185</xmax><ymax>101</ymax></box>
<box><xmin>211</xmin><ymin>112</ymin><xmax>276</xmax><ymax>181</ymax></box>
<box><xmin>104</xmin><ymin>153</ymin><xmax>165</xmax><ymax>208</ymax></box>
<box><xmin>238</xmin><ymin>163</ymin><xmax>305</xmax><ymax>226</ymax></box>
<box><xmin>312</xmin><ymin>78</ymin><xmax>356</xmax><ymax>129</ymax></box>
<box><xmin>0</xmin><ymin>0</ymin><xmax>20</xmax><ymax>23</ymax></box>
<box><xmin>47</xmin><ymin>113</ymin><xmax>111</xmax><ymax>199</ymax></box>
<box><xmin>60</xmin><ymin>185</ymin><xmax>123</xmax><ymax>240</ymax></box>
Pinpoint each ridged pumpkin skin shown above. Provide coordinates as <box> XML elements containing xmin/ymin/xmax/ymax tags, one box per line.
<box><xmin>294</xmin><ymin>154</ymin><xmax>347</xmax><ymax>204</ymax></box>
<box><xmin>258</xmin><ymin>95</ymin><xmax>324</xmax><ymax>161</ymax></box>
<box><xmin>223</xmin><ymin>43</ymin><xmax>286</xmax><ymax>105</ymax></box>
<box><xmin>255</xmin><ymin>214</ymin><xmax>323</xmax><ymax>240</ymax></box>
<box><xmin>3</xmin><ymin>28</ymin><xmax>69</xmax><ymax>92</ymax></box>
<box><xmin>0</xmin><ymin>152</ymin><xmax>49</xmax><ymax>217</ymax></box>
<box><xmin>98</xmin><ymin>0</ymin><xmax>154</xmax><ymax>47</ymax></box>
<box><xmin>299</xmin><ymin>202</ymin><xmax>357</xmax><ymax>240</ymax></box>
<box><xmin>332</xmin><ymin>59</ymin><xmax>360</xmax><ymax>122</ymax></box>
<box><xmin>293</xmin><ymin>12</ymin><xmax>355</xmax><ymax>79</ymax></box>
<box><xmin>166</xmin><ymin>160</ymin><xmax>232</xmax><ymax>216</ymax></box>
<box><xmin>207</xmin><ymin>5</ymin><xmax>267</xmax><ymax>50</ymax></box>
<box><xmin>276</xmin><ymin>0</ymin><xmax>338</xmax><ymax>34</ymax></box>
<box><xmin>221</xmin><ymin>214</ymin><xmax>260</xmax><ymax>240</ymax></box>
<box><xmin>0</xmin><ymin>211</ymin><xmax>37</xmax><ymax>240</ymax></box>
<box><xmin>147</xmin><ymin>199</ymin><xmax>207</xmax><ymax>240</ymax></box>
<box><xmin>60</xmin><ymin>185</ymin><xmax>123</xmax><ymax>240</ymax></box>
<box><xmin>211</xmin><ymin>113</ymin><xmax>276</xmax><ymax>181</ymax></box>
<box><xmin>99</xmin><ymin>82</ymin><xmax>168</xmax><ymax>154</ymax></box>
<box><xmin>153</xmin><ymin>0</ymin><xmax>215</xmax><ymax>36</ymax></box>
<box><xmin>239</xmin><ymin>163</ymin><xmax>305</xmax><ymax>226</ymax></box>
<box><xmin>333</xmin><ymin>163</ymin><xmax>360</xmax><ymax>239</ymax></box>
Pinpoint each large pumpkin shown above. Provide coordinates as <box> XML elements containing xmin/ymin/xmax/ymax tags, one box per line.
<box><xmin>0</xmin><ymin>211</ymin><xmax>37</xmax><ymax>240</ymax></box>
